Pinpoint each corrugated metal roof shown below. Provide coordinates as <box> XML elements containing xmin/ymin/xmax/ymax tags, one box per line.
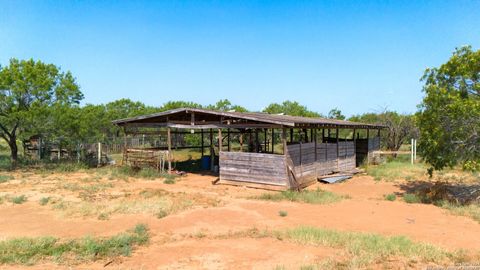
<box><xmin>112</xmin><ymin>107</ymin><xmax>384</xmax><ymax>129</ymax></box>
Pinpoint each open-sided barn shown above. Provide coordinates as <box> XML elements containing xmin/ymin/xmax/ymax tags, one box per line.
<box><xmin>113</xmin><ymin>108</ymin><xmax>383</xmax><ymax>190</ymax></box>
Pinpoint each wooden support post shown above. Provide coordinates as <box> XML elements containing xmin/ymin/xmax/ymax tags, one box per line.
<box><xmin>210</xmin><ymin>129</ymin><xmax>214</xmax><ymax>171</ymax></box>
<box><xmin>290</xmin><ymin>128</ymin><xmax>293</xmax><ymax>143</ymax></box>
<box><xmin>314</xmin><ymin>129</ymin><xmax>317</xmax><ymax>161</ymax></box>
<box><xmin>282</xmin><ymin>128</ymin><xmax>287</xmax><ymax>155</ymax></box>
<box><xmin>227</xmin><ymin>128</ymin><xmax>231</xmax><ymax>152</ymax></box>
<box><xmin>264</xmin><ymin>129</ymin><xmax>267</xmax><ymax>152</ymax></box>
<box><xmin>271</xmin><ymin>128</ymin><xmax>275</xmax><ymax>154</ymax></box>
<box><xmin>322</xmin><ymin>128</ymin><xmax>325</xmax><ymax>143</ymax></box>
<box><xmin>353</xmin><ymin>128</ymin><xmax>356</xmax><ymax>160</ymax></box>
<box><xmin>310</xmin><ymin>129</ymin><xmax>313</xmax><ymax>143</ymax></box>
<box><xmin>167</xmin><ymin>128</ymin><xmax>172</xmax><ymax>173</ymax></box>
<box><xmin>336</xmin><ymin>127</ymin><xmax>339</xmax><ymax>171</ymax></box>
<box><xmin>240</xmin><ymin>132</ymin><xmax>244</xmax><ymax>152</ymax></box>
<box><xmin>201</xmin><ymin>129</ymin><xmax>204</xmax><ymax>157</ymax></box>
<box><xmin>255</xmin><ymin>129</ymin><xmax>259</xmax><ymax>153</ymax></box>
<box><xmin>122</xmin><ymin>129</ymin><xmax>127</xmax><ymax>165</ymax></box>
<box><xmin>218</xmin><ymin>129</ymin><xmax>222</xmax><ymax>153</ymax></box>
<box><xmin>366</xmin><ymin>128</ymin><xmax>370</xmax><ymax>164</ymax></box>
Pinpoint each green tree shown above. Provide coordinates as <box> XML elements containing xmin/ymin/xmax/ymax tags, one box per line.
<box><xmin>349</xmin><ymin>111</ymin><xmax>417</xmax><ymax>152</ymax></box>
<box><xmin>418</xmin><ymin>46</ymin><xmax>480</xmax><ymax>171</ymax></box>
<box><xmin>206</xmin><ymin>99</ymin><xmax>248</xmax><ymax>112</ymax></box>
<box><xmin>0</xmin><ymin>59</ymin><xmax>83</xmax><ymax>165</ymax></box>
<box><xmin>160</xmin><ymin>101</ymin><xmax>203</xmax><ymax>111</ymax></box>
<box><xmin>328</xmin><ymin>108</ymin><xmax>346</xmax><ymax>120</ymax></box>
<box><xmin>263</xmin><ymin>101</ymin><xmax>321</xmax><ymax>117</ymax></box>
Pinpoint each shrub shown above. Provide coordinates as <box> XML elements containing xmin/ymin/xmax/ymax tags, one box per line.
<box><xmin>403</xmin><ymin>193</ymin><xmax>422</xmax><ymax>204</ymax></box>
<box><xmin>278</xmin><ymin>210</ymin><xmax>288</xmax><ymax>217</ymax></box>
<box><xmin>156</xmin><ymin>210</ymin><xmax>168</xmax><ymax>219</ymax></box>
<box><xmin>384</xmin><ymin>194</ymin><xmax>397</xmax><ymax>201</ymax></box>
<box><xmin>10</xmin><ymin>195</ymin><xmax>27</xmax><ymax>204</ymax></box>
<box><xmin>39</xmin><ymin>197</ymin><xmax>50</xmax><ymax>206</ymax></box>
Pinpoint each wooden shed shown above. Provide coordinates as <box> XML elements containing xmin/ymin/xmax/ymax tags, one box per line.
<box><xmin>113</xmin><ymin>108</ymin><xmax>383</xmax><ymax>190</ymax></box>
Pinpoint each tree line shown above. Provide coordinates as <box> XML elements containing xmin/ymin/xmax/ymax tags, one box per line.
<box><xmin>1</xmin><ymin>46</ymin><xmax>478</xmax><ymax>172</ymax></box>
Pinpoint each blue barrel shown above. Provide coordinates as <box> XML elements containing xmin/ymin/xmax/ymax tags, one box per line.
<box><xmin>201</xmin><ymin>156</ymin><xmax>211</xmax><ymax>170</ymax></box>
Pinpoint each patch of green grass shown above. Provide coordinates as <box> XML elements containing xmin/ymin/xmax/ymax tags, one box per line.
<box><xmin>39</xmin><ymin>197</ymin><xmax>51</xmax><ymax>206</ymax></box>
<box><xmin>438</xmin><ymin>201</ymin><xmax>480</xmax><ymax>223</ymax></box>
<box><xmin>10</xmin><ymin>195</ymin><xmax>27</xmax><ymax>204</ymax></box>
<box><xmin>0</xmin><ymin>224</ymin><xmax>149</xmax><ymax>265</ymax></box>
<box><xmin>0</xmin><ymin>175</ymin><xmax>14</xmax><ymax>183</ymax></box>
<box><xmin>403</xmin><ymin>193</ymin><xmax>422</xmax><ymax>204</ymax></box>
<box><xmin>366</xmin><ymin>158</ymin><xmax>427</xmax><ymax>181</ymax></box>
<box><xmin>255</xmin><ymin>188</ymin><xmax>347</xmax><ymax>204</ymax></box>
<box><xmin>278</xmin><ymin>210</ymin><xmax>288</xmax><ymax>217</ymax></box>
<box><xmin>281</xmin><ymin>226</ymin><xmax>459</xmax><ymax>268</ymax></box>
<box><xmin>384</xmin><ymin>193</ymin><xmax>397</xmax><ymax>201</ymax></box>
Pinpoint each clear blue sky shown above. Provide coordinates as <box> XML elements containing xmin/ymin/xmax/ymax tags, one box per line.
<box><xmin>1</xmin><ymin>1</ymin><xmax>479</xmax><ymax>116</ymax></box>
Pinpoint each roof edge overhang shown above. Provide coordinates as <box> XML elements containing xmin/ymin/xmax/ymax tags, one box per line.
<box><xmin>112</xmin><ymin>107</ymin><xmax>386</xmax><ymax>129</ymax></box>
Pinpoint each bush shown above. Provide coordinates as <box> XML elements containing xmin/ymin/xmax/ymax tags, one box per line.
<box><xmin>10</xmin><ymin>195</ymin><xmax>27</xmax><ymax>204</ymax></box>
<box><xmin>278</xmin><ymin>210</ymin><xmax>288</xmax><ymax>217</ymax></box>
<box><xmin>39</xmin><ymin>197</ymin><xmax>50</xmax><ymax>206</ymax></box>
<box><xmin>156</xmin><ymin>210</ymin><xmax>168</xmax><ymax>219</ymax></box>
<box><xmin>403</xmin><ymin>193</ymin><xmax>422</xmax><ymax>204</ymax></box>
<box><xmin>384</xmin><ymin>194</ymin><xmax>396</xmax><ymax>201</ymax></box>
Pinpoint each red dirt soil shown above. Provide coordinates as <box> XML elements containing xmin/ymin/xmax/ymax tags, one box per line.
<box><xmin>0</xmin><ymin>172</ymin><xmax>479</xmax><ymax>269</ymax></box>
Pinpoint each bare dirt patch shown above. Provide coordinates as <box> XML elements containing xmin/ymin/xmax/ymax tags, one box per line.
<box><xmin>0</xmin><ymin>169</ymin><xmax>479</xmax><ymax>269</ymax></box>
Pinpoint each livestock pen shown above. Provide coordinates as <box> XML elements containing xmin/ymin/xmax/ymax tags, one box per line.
<box><xmin>113</xmin><ymin>108</ymin><xmax>383</xmax><ymax>190</ymax></box>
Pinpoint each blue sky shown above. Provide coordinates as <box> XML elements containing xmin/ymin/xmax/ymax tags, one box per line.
<box><xmin>1</xmin><ymin>1</ymin><xmax>479</xmax><ymax>116</ymax></box>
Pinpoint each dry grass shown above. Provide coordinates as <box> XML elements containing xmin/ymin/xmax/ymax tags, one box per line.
<box><xmin>185</xmin><ymin>226</ymin><xmax>469</xmax><ymax>269</ymax></box>
<box><xmin>254</xmin><ymin>188</ymin><xmax>348</xmax><ymax>204</ymax></box>
<box><xmin>50</xmin><ymin>188</ymin><xmax>221</xmax><ymax>220</ymax></box>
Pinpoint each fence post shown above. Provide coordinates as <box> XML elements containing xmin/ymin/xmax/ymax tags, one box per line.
<box><xmin>411</xmin><ymin>139</ymin><xmax>414</xmax><ymax>164</ymax></box>
<box><xmin>97</xmin><ymin>142</ymin><xmax>102</xmax><ymax>167</ymax></box>
<box><xmin>414</xmin><ymin>139</ymin><xmax>417</xmax><ymax>161</ymax></box>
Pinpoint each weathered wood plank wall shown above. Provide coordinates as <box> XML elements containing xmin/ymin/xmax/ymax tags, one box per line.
<box><xmin>219</xmin><ymin>152</ymin><xmax>288</xmax><ymax>187</ymax></box>
<box><xmin>219</xmin><ymin>140</ymin><xmax>363</xmax><ymax>190</ymax></box>
<box><xmin>287</xmin><ymin>141</ymin><xmax>356</xmax><ymax>187</ymax></box>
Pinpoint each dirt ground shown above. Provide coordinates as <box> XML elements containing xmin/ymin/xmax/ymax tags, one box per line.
<box><xmin>1</xmin><ymin>170</ymin><xmax>480</xmax><ymax>269</ymax></box>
